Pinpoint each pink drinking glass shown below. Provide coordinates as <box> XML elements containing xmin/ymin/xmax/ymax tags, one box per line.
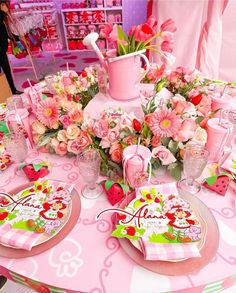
<box><xmin>77</xmin><ymin>149</ymin><xmax>103</xmax><ymax>199</ymax></box>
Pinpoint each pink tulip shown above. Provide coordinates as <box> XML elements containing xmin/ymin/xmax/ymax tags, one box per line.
<box><xmin>160</xmin><ymin>31</ymin><xmax>174</xmax><ymax>42</ymax></box>
<box><xmin>160</xmin><ymin>52</ymin><xmax>176</xmax><ymax>66</ymax></box>
<box><xmin>131</xmin><ymin>23</ymin><xmax>155</xmax><ymax>42</ymax></box>
<box><xmin>100</xmin><ymin>23</ymin><xmax>118</xmax><ymax>42</ymax></box>
<box><xmin>160</xmin><ymin>19</ymin><xmax>177</xmax><ymax>33</ymax></box>
<box><xmin>161</xmin><ymin>40</ymin><xmax>174</xmax><ymax>53</ymax></box>
<box><xmin>146</xmin><ymin>15</ymin><xmax>158</xmax><ymax>31</ymax></box>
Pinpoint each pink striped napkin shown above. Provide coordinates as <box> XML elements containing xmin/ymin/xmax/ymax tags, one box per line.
<box><xmin>0</xmin><ymin>223</ymin><xmax>42</xmax><ymax>251</ymax></box>
<box><xmin>139</xmin><ymin>238</ymin><xmax>201</xmax><ymax>261</ymax></box>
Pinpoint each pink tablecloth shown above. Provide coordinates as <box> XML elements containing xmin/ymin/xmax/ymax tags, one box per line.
<box><xmin>0</xmin><ymin>149</ymin><xmax>236</xmax><ymax>293</ymax></box>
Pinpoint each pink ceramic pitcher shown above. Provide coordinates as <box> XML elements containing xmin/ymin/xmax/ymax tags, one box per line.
<box><xmin>83</xmin><ymin>33</ymin><xmax>150</xmax><ymax>101</ymax></box>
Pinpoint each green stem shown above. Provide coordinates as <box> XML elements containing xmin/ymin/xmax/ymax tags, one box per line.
<box><xmin>144</xmin><ymin>32</ymin><xmax>161</xmax><ymax>46</ymax></box>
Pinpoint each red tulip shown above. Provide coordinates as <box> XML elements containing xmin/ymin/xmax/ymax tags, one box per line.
<box><xmin>133</xmin><ymin>119</ymin><xmax>142</xmax><ymax>132</ymax></box>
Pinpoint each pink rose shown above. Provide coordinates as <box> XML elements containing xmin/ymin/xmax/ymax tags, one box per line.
<box><xmin>152</xmin><ymin>146</ymin><xmax>176</xmax><ymax>165</ymax></box>
<box><xmin>57</xmin><ymin>130</ymin><xmax>67</xmax><ymax>142</ymax></box>
<box><xmin>107</xmin><ymin>126</ymin><xmax>120</xmax><ymax>143</ymax></box>
<box><xmin>109</xmin><ymin>143</ymin><xmax>123</xmax><ymax>163</ymax></box>
<box><xmin>67</xmin><ymin>131</ymin><xmax>92</xmax><ymax>154</ymax></box>
<box><xmin>51</xmin><ymin>138</ymin><xmax>59</xmax><ymax>149</ymax></box>
<box><xmin>68</xmin><ymin>109</ymin><xmax>83</xmax><ymax>123</ymax></box>
<box><xmin>93</xmin><ymin>120</ymin><xmax>109</xmax><ymax>138</ymax></box>
<box><xmin>32</xmin><ymin>120</ymin><xmax>46</xmax><ymax>135</ymax></box>
<box><xmin>151</xmin><ymin>135</ymin><xmax>161</xmax><ymax>147</ymax></box>
<box><xmin>66</xmin><ymin>124</ymin><xmax>81</xmax><ymax>140</ymax></box>
<box><xmin>60</xmin><ymin>115</ymin><xmax>71</xmax><ymax>129</ymax></box>
<box><xmin>123</xmin><ymin>135</ymin><xmax>137</xmax><ymax>146</ymax></box>
<box><xmin>62</xmin><ymin>76</ymin><xmax>73</xmax><ymax>87</ymax></box>
<box><xmin>55</xmin><ymin>142</ymin><xmax>68</xmax><ymax>156</ymax></box>
<box><xmin>191</xmin><ymin>127</ymin><xmax>207</xmax><ymax>145</ymax></box>
<box><xmin>197</xmin><ymin>95</ymin><xmax>212</xmax><ymax>116</ymax></box>
<box><xmin>173</xmin><ymin>118</ymin><xmax>197</xmax><ymax>142</ymax></box>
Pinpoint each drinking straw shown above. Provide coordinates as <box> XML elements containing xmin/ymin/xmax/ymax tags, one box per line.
<box><xmin>67</xmin><ymin>62</ymin><xmax>69</xmax><ymax>72</ymax></box>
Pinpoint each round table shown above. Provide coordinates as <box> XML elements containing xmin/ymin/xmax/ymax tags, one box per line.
<box><xmin>0</xmin><ymin>93</ymin><xmax>236</xmax><ymax>293</ymax></box>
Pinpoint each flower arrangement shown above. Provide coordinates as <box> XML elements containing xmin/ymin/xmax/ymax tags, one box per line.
<box><xmin>32</xmin><ymin>63</ymin><xmax>218</xmax><ymax>181</ymax></box>
<box><xmin>140</xmin><ymin>90</ymin><xmax>210</xmax><ymax>179</ymax></box>
<box><xmin>100</xmin><ymin>16</ymin><xmax>176</xmax><ymax>61</ymax></box>
<box><xmin>50</xmin><ymin>66</ymin><xmax>99</xmax><ymax>108</ymax></box>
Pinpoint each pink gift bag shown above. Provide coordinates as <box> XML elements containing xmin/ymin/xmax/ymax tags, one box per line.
<box><xmin>122</xmin><ymin>145</ymin><xmax>152</xmax><ymax>188</ymax></box>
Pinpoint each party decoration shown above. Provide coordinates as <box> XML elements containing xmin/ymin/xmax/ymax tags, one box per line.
<box><xmin>108</xmin><ymin>185</ymin><xmax>202</xmax><ymax>244</ymax></box>
<box><xmin>19</xmin><ymin>162</ymin><xmax>50</xmax><ymax>181</ymax></box>
<box><xmin>203</xmin><ymin>174</ymin><xmax>232</xmax><ymax>196</ymax></box>
<box><xmin>203</xmin><ymin>164</ymin><xmax>233</xmax><ymax>196</ymax></box>
<box><xmin>100</xmin><ymin>180</ymin><xmax>126</xmax><ymax>205</ymax></box>
<box><xmin>0</xmin><ymin>180</ymin><xmax>72</xmax><ymax>236</ymax></box>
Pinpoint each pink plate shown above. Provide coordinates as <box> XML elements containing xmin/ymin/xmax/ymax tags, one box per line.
<box><xmin>118</xmin><ymin>193</ymin><xmax>219</xmax><ymax>275</ymax></box>
<box><xmin>0</xmin><ymin>181</ymin><xmax>81</xmax><ymax>258</ymax></box>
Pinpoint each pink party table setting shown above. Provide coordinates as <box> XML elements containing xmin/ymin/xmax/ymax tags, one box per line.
<box><xmin>1</xmin><ymin>15</ymin><xmax>236</xmax><ymax>293</ymax></box>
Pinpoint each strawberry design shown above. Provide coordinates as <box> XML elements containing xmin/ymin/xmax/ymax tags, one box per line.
<box><xmin>100</xmin><ymin>180</ymin><xmax>126</xmax><ymax>206</ymax></box>
<box><xmin>203</xmin><ymin>175</ymin><xmax>231</xmax><ymax>196</ymax></box>
<box><xmin>19</xmin><ymin>163</ymin><xmax>49</xmax><ymax>182</ymax></box>
<box><xmin>125</xmin><ymin>226</ymin><xmax>136</xmax><ymax>236</ymax></box>
<box><xmin>0</xmin><ymin>211</ymin><xmax>9</xmax><ymax>221</ymax></box>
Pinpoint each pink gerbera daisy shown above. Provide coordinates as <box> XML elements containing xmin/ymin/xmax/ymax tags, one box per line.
<box><xmin>36</xmin><ymin>99</ymin><xmax>59</xmax><ymax>129</ymax></box>
<box><xmin>149</xmin><ymin>108</ymin><xmax>181</xmax><ymax>137</ymax></box>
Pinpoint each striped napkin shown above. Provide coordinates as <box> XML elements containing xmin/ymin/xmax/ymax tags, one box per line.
<box><xmin>0</xmin><ymin>223</ymin><xmax>42</xmax><ymax>251</ymax></box>
<box><xmin>139</xmin><ymin>238</ymin><xmax>201</xmax><ymax>261</ymax></box>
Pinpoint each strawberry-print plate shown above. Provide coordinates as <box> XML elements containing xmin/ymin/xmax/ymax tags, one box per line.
<box><xmin>0</xmin><ymin>179</ymin><xmax>73</xmax><ymax>249</ymax></box>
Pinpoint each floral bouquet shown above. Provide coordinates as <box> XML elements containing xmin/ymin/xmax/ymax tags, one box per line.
<box><xmin>81</xmin><ymin>108</ymin><xmax>141</xmax><ymax>178</ymax></box>
<box><xmin>140</xmin><ymin>88</ymin><xmax>210</xmax><ymax>180</ymax></box>
<box><xmin>50</xmin><ymin>66</ymin><xmax>99</xmax><ymax>109</ymax></box>
<box><xmin>100</xmin><ymin>15</ymin><xmax>176</xmax><ymax>64</ymax></box>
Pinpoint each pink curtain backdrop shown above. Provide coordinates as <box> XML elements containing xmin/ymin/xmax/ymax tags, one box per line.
<box><xmin>149</xmin><ymin>0</ymin><xmax>236</xmax><ymax>81</ymax></box>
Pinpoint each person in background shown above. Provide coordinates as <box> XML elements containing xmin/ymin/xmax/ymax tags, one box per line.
<box><xmin>0</xmin><ymin>0</ymin><xmax>22</xmax><ymax>95</ymax></box>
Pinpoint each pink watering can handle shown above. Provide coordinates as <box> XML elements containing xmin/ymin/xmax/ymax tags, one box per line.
<box><xmin>135</xmin><ymin>53</ymin><xmax>150</xmax><ymax>85</ymax></box>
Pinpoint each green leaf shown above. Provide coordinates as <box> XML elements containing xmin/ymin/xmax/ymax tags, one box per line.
<box><xmin>20</xmin><ymin>189</ymin><xmax>31</xmax><ymax>198</ymax></box>
<box><xmin>33</xmin><ymin>164</ymin><xmax>44</xmax><ymax>172</ymax></box>
<box><xmin>0</xmin><ymin>121</ymin><xmax>9</xmax><ymax>134</ymax></box>
<box><xmin>18</xmin><ymin>163</ymin><xmax>27</xmax><ymax>170</ymax></box>
<box><xmin>155</xmin><ymin>78</ymin><xmax>166</xmax><ymax>92</ymax></box>
<box><xmin>105</xmin><ymin>180</ymin><xmax>114</xmax><ymax>190</ymax></box>
<box><xmin>195</xmin><ymin>117</ymin><xmax>204</xmax><ymax>125</ymax></box>
<box><xmin>41</xmin><ymin>94</ymin><xmax>48</xmax><ymax>100</ymax></box>
<box><xmin>161</xmin><ymin>137</ymin><xmax>171</xmax><ymax>147</ymax></box>
<box><xmin>168</xmin><ymin>140</ymin><xmax>179</xmax><ymax>155</ymax></box>
<box><xmin>169</xmin><ymin>163</ymin><xmax>183</xmax><ymax>181</ymax></box>
<box><xmin>205</xmin><ymin>176</ymin><xmax>218</xmax><ymax>186</ymax></box>
<box><xmin>133</xmin><ymin>199</ymin><xmax>143</xmax><ymax>209</ymax></box>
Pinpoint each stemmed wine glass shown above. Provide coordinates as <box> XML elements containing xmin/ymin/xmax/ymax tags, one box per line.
<box><xmin>77</xmin><ymin>148</ymin><xmax>103</xmax><ymax>199</ymax></box>
<box><xmin>178</xmin><ymin>145</ymin><xmax>209</xmax><ymax>194</ymax></box>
